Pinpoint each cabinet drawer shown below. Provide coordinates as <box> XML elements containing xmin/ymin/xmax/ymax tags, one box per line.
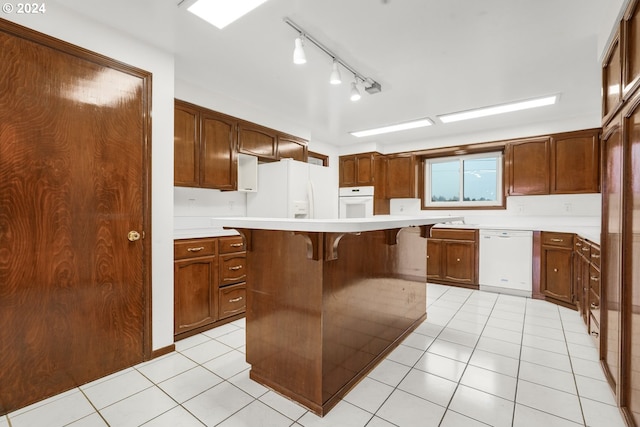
<box><xmin>174</xmin><ymin>238</ymin><xmax>217</xmax><ymax>259</ymax></box>
<box><xmin>590</xmin><ymin>244</ymin><xmax>601</xmax><ymax>268</ymax></box>
<box><xmin>219</xmin><ymin>236</ymin><xmax>245</xmax><ymax>254</ymax></box>
<box><xmin>220</xmin><ymin>254</ymin><xmax>246</xmax><ymax>285</ymax></box>
<box><xmin>574</xmin><ymin>237</ymin><xmax>587</xmax><ymax>253</ymax></box>
<box><xmin>430</xmin><ymin>228</ymin><xmax>477</xmax><ymax>241</ymax></box>
<box><xmin>589</xmin><ymin>265</ymin><xmax>600</xmax><ymax>295</ymax></box>
<box><xmin>219</xmin><ymin>283</ymin><xmax>246</xmax><ymax>319</ymax></box>
<box><xmin>542</xmin><ymin>232</ymin><xmax>573</xmax><ymax>248</ymax></box>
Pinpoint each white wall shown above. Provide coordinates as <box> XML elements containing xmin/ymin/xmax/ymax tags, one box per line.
<box><xmin>6</xmin><ymin>7</ymin><xmax>176</xmax><ymax>352</ymax></box>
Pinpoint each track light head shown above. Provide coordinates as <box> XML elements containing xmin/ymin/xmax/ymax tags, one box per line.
<box><xmin>350</xmin><ymin>81</ymin><xmax>361</xmax><ymax>101</ymax></box>
<box><xmin>293</xmin><ymin>36</ymin><xmax>306</xmax><ymax>64</ymax></box>
<box><xmin>329</xmin><ymin>60</ymin><xmax>341</xmax><ymax>85</ymax></box>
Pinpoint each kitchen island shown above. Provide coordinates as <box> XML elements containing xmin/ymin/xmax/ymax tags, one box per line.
<box><xmin>209</xmin><ymin>215</ymin><xmax>461</xmax><ymax>416</ymax></box>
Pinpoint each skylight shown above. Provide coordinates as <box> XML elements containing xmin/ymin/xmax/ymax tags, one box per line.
<box><xmin>187</xmin><ymin>0</ymin><xmax>269</xmax><ymax>29</ymax></box>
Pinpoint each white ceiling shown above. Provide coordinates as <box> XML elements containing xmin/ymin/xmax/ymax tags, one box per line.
<box><xmin>53</xmin><ymin>0</ymin><xmax>611</xmax><ymax>150</ymax></box>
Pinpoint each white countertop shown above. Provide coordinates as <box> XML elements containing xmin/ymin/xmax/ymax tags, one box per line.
<box><xmin>433</xmin><ymin>222</ymin><xmax>600</xmax><ymax>244</ymax></box>
<box><xmin>207</xmin><ymin>215</ymin><xmax>464</xmax><ymax>233</ymax></box>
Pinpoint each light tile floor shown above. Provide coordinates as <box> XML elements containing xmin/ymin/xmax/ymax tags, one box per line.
<box><xmin>1</xmin><ymin>284</ymin><xmax>628</xmax><ymax>427</ymax></box>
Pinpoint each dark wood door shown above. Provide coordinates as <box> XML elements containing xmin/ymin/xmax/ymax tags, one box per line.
<box><xmin>174</xmin><ymin>101</ymin><xmax>200</xmax><ymax>186</ymax></box>
<box><xmin>601</xmin><ymin>120</ymin><xmax>623</xmax><ymax>396</ymax></box>
<box><xmin>238</xmin><ymin>122</ymin><xmax>277</xmax><ymax>159</ymax></box>
<box><xmin>506</xmin><ymin>138</ymin><xmax>550</xmax><ymax>195</ymax></box>
<box><xmin>624</xmin><ymin>94</ymin><xmax>640</xmax><ymax>423</ymax></box>
<box><xmin>355</xmin><ymin>153</ymin><xmax>374</xmax><ymax>185</ymax></box>
<box><xmin>277</xmin><ymin>134</ymin><xmax>307</xmax><ymax>161</ymax></box>
<box><xmin>174</xmin><ymin>257</ymin><xmax>217</xmax><ymax>334</ymax></box>
<box><xmin>386</xmin><ymin>155</ymin><xmax>416</xmax><ymax>198</ymax></box>
<box><xmin>201</xmin><ymin>111</ymin><xmax>237</xmax><ymax>190</ymax></box>
<box><xmin>339</xmin><ymin>156</ymin><xmax>357</xmax><ymax>186</ymax></box>
<box><xmin>443</xmin><ymin>241</ymin><xmax>475</xmax><ymax>284</ymax></box>
<box><xmin>0</xmin><ymin>21</ymin><xmax>150</xmax><ymax>414</ymax></box>
<box><xmin>426</xmin><ymin>239</ymin><xmax>443</xmax><ymax>281</ymax></box>
<box><xmin>540</xmin><ymin>248</ymin><xmax>573</xmax><ymax>303</ymax></box>
<box><xmin>550</xmin><ymin>129</ymin><xmax>600</xmax><ymax>194</ymax></box>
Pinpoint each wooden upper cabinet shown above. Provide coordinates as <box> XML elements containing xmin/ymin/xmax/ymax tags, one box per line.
<box><xmin>238</xmin><ymin>122</ymin><xmax>277</xmax><ymax>160</ymax></box>
<box><xmin>339</xmin><ymin>153</ymin><xmax>376</xmax><ymax>187</ymax></box>
<box><xmin>200</xmin><ymin>111</ymin><xmax>237</xmax><ymax>190</ymax></box>
<box><xmin>550</xmin><ymin>129</ymin><xmax>600</xmax><ymax>194</ymax></box>
<box><xmin>385</xmin><ymin>154</ymin><xmax>417</xmax><ymax>199</ymax></box>
<box><xmin>174</xmin><ymin>101</ymin><xmax>200</xmax><ymax>187</ymax></box>
<box><xmin>277</xmin><ymin>134</ymin><xmax>308</xmax><ymax>162</ymax></box>
<box><xmin>603</xmin><ymin>29</ymin><xmax>622</xmax><ymax>123</ymax></box>
<box><xmin>505</xmin><ymin>137</ymin><xmax>550</xmax><ymax>195</ymax></box>
<box><xmin>624</xmin><ymin>0</ymin><xmax>640</xmax><ymax>98</ymax></box>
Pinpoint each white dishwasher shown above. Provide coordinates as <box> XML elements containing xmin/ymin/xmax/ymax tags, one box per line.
<box><xmin>479</xmin><ymin>229</ymin><xmax>533</xmax><ymax>297</ymax></box>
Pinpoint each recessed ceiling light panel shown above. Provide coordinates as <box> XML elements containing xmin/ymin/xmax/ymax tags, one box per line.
<box><xmin>351</xmin><ymin>118</ymin><xmax>433</xmax><ymax>138</ymax></box>
<box><xmin>438</xmin><ymin>95</ymin><xmax>559</xmax><ymax>124</ymax></box>
<box><xmin>187</xmin><ymin>0</ymin><xmax>269</xmax><ymax>29</ymax></box>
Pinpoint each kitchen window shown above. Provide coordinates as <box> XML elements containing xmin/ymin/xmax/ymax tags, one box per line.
<box><xmin>423</xmin><ymin>152</ymin><xmax>503</xmax><ymax>208</ymax></box>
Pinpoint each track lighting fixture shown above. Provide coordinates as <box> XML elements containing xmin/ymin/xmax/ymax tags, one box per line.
<box><xmin>293</xmin><ymin>36</ymin><xmax>306</xmax><ymax>64</ymax></box>
<box><xmin>329</xmin><ymin>60</ymin><xmax>341</xmax><ymax>85</ymax></box>
<box><xmin>350</xmin><ymin>80</ymin><xmax>361</xmax><ymax>102</ymax></box>
<box><xmin>284</xmin><ymin>17</ymin><xmax>381</xmax><ymax>100</ymax></box>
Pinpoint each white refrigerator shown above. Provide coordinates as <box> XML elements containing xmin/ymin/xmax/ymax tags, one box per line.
<box><xmin>246</xmin><ymin>158</ymin><xmax>339</xmax><ymax>219</ymax></box>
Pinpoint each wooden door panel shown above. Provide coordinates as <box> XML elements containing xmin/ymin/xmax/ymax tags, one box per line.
<box><xmin>444</xmin><ymin>242</ymin><xmax>474</xmax><ymax>283</ymax></box>
<box><xmin>426</xmin><ymin>239</ymin><xmax>442</xmax><ymax>280</ymax></box>
<box><xmin>174</xmin><ymin>258</ymin><xmax>217</xmax><ymax>333</ymax></box>
<box><xmin>625</xmin><ymin>98</ymin><xmax>640</xmax><ymax>422</ymax></box>
<box><xmin>507</xmin><ymin>138</ymin><xmax>550</xmax><ymax>195</ymax></box>
<box><xmin>201</xmin><ymin>112</ymin><xmax>237</xmax><ymax>190</ymax></box>
<box><xmin>0</xmin><ymin>21</ymin><xmax>149</xmax><ymax>414</ymax></box>
<box><xmin>339</xmin><ymin>156</ymin><xmax>356</xmax><ymax>187</ymax></box>
<box><xmin>541</xmin><ymin>249</ymin><xmax>572</xmax><ymax>302</ymax></box>
<box><xmin>174</xmin><ymin>102</ymin><xmax>199</xmax><ymax>186</ymax></box>
<box><xmin>550</xmin><ymin>130</ymin><xmax>600</xmax><ymax>194</ymax></box>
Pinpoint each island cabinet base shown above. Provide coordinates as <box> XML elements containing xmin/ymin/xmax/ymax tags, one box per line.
<box><xmin>240</xmin><ymin>227</ymin><xmax>429</xmax><ymax>416</ymax></box>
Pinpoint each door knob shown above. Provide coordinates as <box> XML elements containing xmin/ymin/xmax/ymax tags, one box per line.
<box><xmin>128</xmin><ymin>230</ymin><xmax>141</xmax><ymax>242</ymax></box>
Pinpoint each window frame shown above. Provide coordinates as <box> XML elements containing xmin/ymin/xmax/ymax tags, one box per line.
<box><xmin>422</xmin><ymin>151</ymin><xmax>505</xmax><ymax>210</ymax></box>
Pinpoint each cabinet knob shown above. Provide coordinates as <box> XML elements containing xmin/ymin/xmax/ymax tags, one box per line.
<box><xmin>426</xmin><ymin>255</ymin><xmax>429</xmax><ymax>259</ymax></box>
<box><xmin>128</xmin><ymin>230</ymin><xmax>141</xmax><ymax>242</ymax></box>
<box><xmin>456</xmin><ymin>258</ymin><xmax>461</xmax><ymax>262</ymax></box>
<box><xmin>553</xmin><ymin>268</ymin><xmax>558</xmax><ymax>272</ymax></box>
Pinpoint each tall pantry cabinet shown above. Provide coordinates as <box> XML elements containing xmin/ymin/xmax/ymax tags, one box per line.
<box><xmin>600</xmin><ymin>1</ymin><xmax>640</xmax><ymax>424</ymax></box>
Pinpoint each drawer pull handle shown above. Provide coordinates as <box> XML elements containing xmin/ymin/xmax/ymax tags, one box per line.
<box><xmin>229</xmin><ymin>296</ymin><xmax>243</xmax><ymax>303</ymax></box>
<box><xmin>591</xmin><ymin>254</ymin><xmax>600</xmax><ymax>259</ymax></box>
<box><xmin>591</xmin><ymin>303</ymin><xmax>599</xmax><ymax>309</ymax></box>
<box><xmin>591</xmin><ymin>276</ymin><xmax>599</xmax><ymax>281</ymax></box>
<box><xmin>551</xmin><ymin>238</ymin><xmax>563</xmax><ymax>242</ymax></box>
<box><xmin>230</xmin><ymin>243</ymin><xmax>243</xmax><ymax>247</ymax></box>
<box><xmin>229</xmin><ymin>265</ymin><xmax>243</xmax><ymax>271</ymax></box>
<box><xmin>591</xmin><ymin>331</ymin><xmax>599</xmax><ymax>337</ymax></box>
<box><xmin>576</xmin><ymin>242</ymin><xmax>582</xmax><ymax>247</ymax></box>
<box><xmin>187</xmin><ymin>247</ymin><xmax>205</xmax><ymax>252</ymax></box>
<box><xmin>582</xmin><ymin>247</ymin><xmax>590</xmax><ymax>252</ymax></box>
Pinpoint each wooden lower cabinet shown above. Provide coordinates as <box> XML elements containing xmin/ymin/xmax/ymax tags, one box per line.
<box><xmin>174</xmin><ymin>236</ymin><xmax>246</xmax><ymax>340</ymax></box>
<box><xmin>540</xmin><ymin>232</ymin><xmax>574</xmax><ymax>307</ymax></box>
<box><xmin>427</xmin><ymin>229</ymin><xmax>478</xmax><ymax>288</ymax></box>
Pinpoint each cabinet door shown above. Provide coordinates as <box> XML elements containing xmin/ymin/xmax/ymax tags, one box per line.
<box><xmin>603</xmin><ymin>30</ymin><xmax>622</xmax><ymax>123</ymax></box>
<box><xmin>540</xmin><ymin>248</ymin><xmax>573</xmax><ymax>303</ymax></box>
<box><xmin>238</xmin><ymin>122</ymin><xmax>277</xmax><ymax>159</ymax></box>
<box><xmin>550</xmin><ymin>129</ymin><xmax>600</xmax><ymax>194</ymax></box>
<box><xmin>506</xmin><ymin>138</ymin><xmax>550</xmax><ymax>195</ymax></box>
<box><xmin>443</xmin><ymin>241</ymin><xmax>475</xmax><ymax>284</ymax></box>
<box><xmin>386</xmin><ymin>154</ymin><xmax>416</xmax><ymax>198</ymax></box>
<box><xmin>426</xmin><ymin>239</ymin><xmax>443</xmax><ymax>281</ymax></box>
<box><xmin>624</xmin><ymin>0</ymin><xmax>640</xmax><ymax>97</ymax></box>
<box><xmin>201</xmin><ymin>111</ymin><xmax>237</xmax><ymax>190</ymax></box>
<box><xmin>339</xmin><ymin>156</ymin><xmax>357</xmax><ymax>187</ymax></box>
<box><xmin>355</xmin><ymin>153</ymin><xmax>375</xmax><ymax>185</ymax></box>
<box><xmin>277</xmin><ymin>134</ymin><xmax>308</xmax><ymax>161</ymax></box>
<box><xmin>174</xmin><ymin>101</ymin><xmax>199</xmax><ymax>187</ymax></box>
<box><xmin>174</xmin><ymin>256</ymin><xmax>217</xmax><ymax>335</ymax></box>
<box><xmin>601</xmin><ymin>119</ymin><xmax>623</xmax><ymax>393</ymax></box>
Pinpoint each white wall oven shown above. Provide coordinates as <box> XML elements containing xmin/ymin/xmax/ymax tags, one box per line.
<box><xmin>339</xmin><ymin>186</ymin><xmax>374</xmax><ymax>218</ymax></box>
